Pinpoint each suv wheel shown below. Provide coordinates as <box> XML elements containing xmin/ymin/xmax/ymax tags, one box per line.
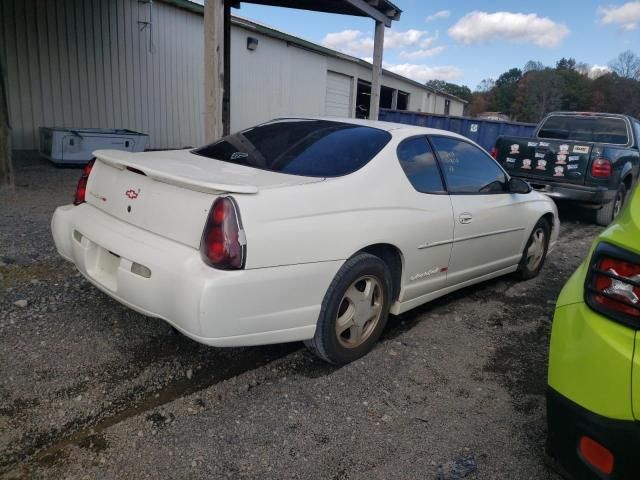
<box><xmin>596</xmin><ymin>183</ymin><xmax>626</xmax><ymax>226</ymax></box>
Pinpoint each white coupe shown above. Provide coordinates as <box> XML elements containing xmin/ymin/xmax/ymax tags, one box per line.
<box><xmin>52</xmin><ymin>118</ymin><xmax>559</xmax><ymax>364</ymax></box>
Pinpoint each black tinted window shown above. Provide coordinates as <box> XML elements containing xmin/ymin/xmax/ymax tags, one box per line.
<box><xmin>538</xmin><ymin>115</ymin><xmax>629</xmax><ymax>144</ymax></box>
<box><xmin>431</xmin><ymin>137</ymin><xmax>506</xmax><ymax>194</ymax></box>
<box><xmin>397</xmin><ymin>137</ymin><xmax>444</xmax><ymax>193</ymax></box>
<box><xmin>192</xmin><ymin>119</ymin><xmax>391</xmax><ymax>177</ymax></box>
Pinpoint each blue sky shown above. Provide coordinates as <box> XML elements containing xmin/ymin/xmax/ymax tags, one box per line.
<box><xmin>232</xmin><ymin>0</ymin><xmax>640</xmax><ymax>89</ymax></box>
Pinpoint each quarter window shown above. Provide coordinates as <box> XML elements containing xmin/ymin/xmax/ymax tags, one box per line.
<box><xmin>397</xmin><ymin>137</ymin><xmax>445</xmax><ymax>194</ymax></box>
<box><xmin>430</xmin><ymin>136</ymin><xmax>507</xmax><ymax>194</ymax></box>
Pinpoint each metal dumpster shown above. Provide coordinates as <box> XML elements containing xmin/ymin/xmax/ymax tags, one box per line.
<box><xmin>379</xmin><ymin>110</ymin><xmax>536</xmax><ymax>152</ymax></box>
<box><xmin>39</xmin><ymin>127</ymin><xmax>149</xmax><ymax>165</ymax></box>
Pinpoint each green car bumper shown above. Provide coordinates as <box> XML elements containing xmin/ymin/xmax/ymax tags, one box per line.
<box><xmin>547</xmin><ymin>183</ymin><xmax>640</xmax><ymax>478</ymax></box>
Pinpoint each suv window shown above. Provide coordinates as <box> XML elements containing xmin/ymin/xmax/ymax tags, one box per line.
<box><xmin>538</xmin><ymin>115</ymin><xmax>629</xmax><ymax>145</ymax></box>
<box><xmin>192</xmin><ymin>119</ymin><xmax>392</xmax><ymax>177</ymax></box>
<box><xmin>430</xmin><ymin>136</ymin><xmax>507</xmax><ymax>194</ymax></box>
<box><xmin>397</xmin><ymin>137</ymin><xmax>445</xmax><ymax>194</ymax></box>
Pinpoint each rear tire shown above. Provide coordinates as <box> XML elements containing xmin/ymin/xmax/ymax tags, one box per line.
<box><xmin>595</xmin><ymin>183</ymin><xmax>626</xmax><ymax>226</ymax></box>
<box><xmin>305</xmin><ymin>253</ymin><xmax>392</xmax><ymax>365</ymax></box>
<box><xmin>516</xmin><ymin>218</ymin><xmax>550</xmax><ymax>280</ymax></box>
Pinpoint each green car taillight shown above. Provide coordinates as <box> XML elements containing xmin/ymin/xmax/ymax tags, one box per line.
<box><xmin>585</xmin><ymin>242</ymin><xmax>640</xmax><ymax>328</ymax></box>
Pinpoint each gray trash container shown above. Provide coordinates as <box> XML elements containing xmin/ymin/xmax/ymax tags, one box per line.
<box><xmin>39</xmin><ymin>127</ymin><xmax>149</xmax><ymax>165</ymax></box>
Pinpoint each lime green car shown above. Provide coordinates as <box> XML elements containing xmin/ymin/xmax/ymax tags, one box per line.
<box><xmin>547</xmin><ymin>183</ymin><xmax>640</xmax><ymax>478</ymax></box>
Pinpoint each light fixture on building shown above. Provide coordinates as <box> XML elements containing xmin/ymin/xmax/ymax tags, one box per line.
<box><xmin>246</xmin><ymin>37</ymin><xmax>258</xmax><ymax>51</ymax></box>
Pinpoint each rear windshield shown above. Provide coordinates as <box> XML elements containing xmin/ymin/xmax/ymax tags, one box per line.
<box><xmin>192</xmin><ymin>119</ymin><xmax>392</xmax><ymax>177</ymax></box>
<box><xmin>537</xmin><ymin>115</ymin><xmax>629</xmax><ymax>145</ymax></box>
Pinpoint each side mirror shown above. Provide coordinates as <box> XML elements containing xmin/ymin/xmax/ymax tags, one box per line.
<box><xmin>508</xmin><ymin>177</ymin><xmax>532</xmax><ymax>194</ymax></box>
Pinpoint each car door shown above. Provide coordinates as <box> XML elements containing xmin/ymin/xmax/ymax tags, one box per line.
<box><xmin>429</xmin><ymin>135</ymin><xmax>528</xmax><ymax>285</ymax></box>
<box><xmin>395</xmin><ymin>136</ymin><xmax>454</xmax><ymax>302</ymax></box>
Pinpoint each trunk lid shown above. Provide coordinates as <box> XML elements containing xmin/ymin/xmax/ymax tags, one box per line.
<box><xmin>85</xmin><ymin>149</ymin><xmax>322</xmax><ymax>248</ymax></box>
<box><xmin>496</xmin><ymin>138</ymin><xmax>594</xmax><ymax>185</ymax></box>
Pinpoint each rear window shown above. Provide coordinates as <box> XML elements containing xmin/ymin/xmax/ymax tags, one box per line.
<box><xmin>192</xmin><ymin>119</ymin><xmax>392</xmax><ymax>177</ymax></box>
<box><xmin>537</xmin><ymin>115</ymin><xmax>629</xmax><ymax>145</ymax></box>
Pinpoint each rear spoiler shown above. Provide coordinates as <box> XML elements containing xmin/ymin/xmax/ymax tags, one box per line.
<box><xmin>94</xmin><ymin>149</ymin><xmax>259</xmax><ymax>194</ymax></box>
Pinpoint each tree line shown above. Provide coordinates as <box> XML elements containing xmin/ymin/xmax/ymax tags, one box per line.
<box><xmin>426</xmin><ymin>50</ymin><xmax>640</xmax><ymax>123</ymax></box>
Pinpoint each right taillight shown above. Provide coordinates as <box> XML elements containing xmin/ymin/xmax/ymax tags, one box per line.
<box><xmin>73</xmin><ymin>159</ymin><xmax>95</xmax><ymax>205</ymax></box>
<box><xmin>200</xmin><ymin>196</ymin><xmax>246</xmax><ymax>270</ymax></box>
<box><xmin>590</xmin><ymin>158</ymin><xmax>612</xmax><ymax>178</ymax></box>
<box><xmin>585</xmin><ymin>243</ymin><xmax>640</xmax><ymax>326</ymax></box>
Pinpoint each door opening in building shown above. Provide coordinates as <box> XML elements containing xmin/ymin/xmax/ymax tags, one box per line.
<box><xmin>355</xmin><ymin>80</ymin><xmax>410</xmax><ymax>118</ymax></box>
<box><xmin>356</xmin><ymin>80</ymin><xmax>371</xmax><ymax>119</ymax></box>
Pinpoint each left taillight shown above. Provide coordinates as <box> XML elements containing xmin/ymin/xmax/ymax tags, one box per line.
<box><xmin>73</xmin><ymin>159</ymin><xmax>96</xmax><ymax>205</ymax></box>
<box><xmin>585</xmin><ymin>242</ymin><xmax>640</xmax><ymax>326</ymax></box>
<box><xmin>200</xmin><ymin>196</ymin><xmax>246</xmax><ymax>270</ymax></box>
<box><xmin>490</xmin><ymin>147</ymin><xmax>498</xmax><ymax>159</ymax></box>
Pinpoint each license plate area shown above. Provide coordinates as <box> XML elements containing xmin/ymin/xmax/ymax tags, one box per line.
<box><xmin>86</xmin><ymin>243</ymin><xmax>121</xmax><ymax>291</ymax></box>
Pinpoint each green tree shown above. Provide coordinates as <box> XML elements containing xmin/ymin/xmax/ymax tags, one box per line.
<box><xmin>512</xmin><ymin>69</ymin><xmax>563</xmax><ymax>122</ymax></box>
<box><xmin>557</xmin><ymin>69</ymin><xmax>592</xmax><ymax>111</ymax></box>
<box><xmin>425</xmin><ymin>80</ymin><xmax>472</xmax><ymax>103</ymax></box>
<box><xmin>556</xmin><ymin>57</ymin><xmax>577</xmax><ymax>71</ymax></box>
<box><xmin>493</xmin><ymin>68</ymin><xmax>522</xmax><ymax>115</ymax></box>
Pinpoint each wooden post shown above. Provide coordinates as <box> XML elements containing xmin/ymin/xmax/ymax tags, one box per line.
<box><xmin>369</xmin><ymin>20</ymin><xmax>384</xmax><ymax>120</ymax></box>
<box><xmin>204</xmin><ymin>0</ymin><xmax>225</xmax><ymax>142</ymax></box>
<box><xmin>222</xmin><ymin>2</ymin><xmax>231</xmax><ymax>136</ymax></box>
<box><xmin>0</xmin><ymin>58</ymin><xmax>12</xmax><ymax>189</ymax></box>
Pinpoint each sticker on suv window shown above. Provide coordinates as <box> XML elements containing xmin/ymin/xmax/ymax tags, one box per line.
<box><xmin>573</xmin><ymin>145</ymin><xmax>589</xmax><ymax>154</ymax></box>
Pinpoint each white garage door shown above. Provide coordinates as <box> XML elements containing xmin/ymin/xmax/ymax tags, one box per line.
<box><xmin>324</xmin><ymin>71</ymin><xmax>353</xmax><ymax>118</ymax></box>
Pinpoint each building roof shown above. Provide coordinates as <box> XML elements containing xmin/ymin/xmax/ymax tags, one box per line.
<box><xmin>159</xmin><ymin>0</ymin><xmax>466</xmax><ymax>105</ymax></box>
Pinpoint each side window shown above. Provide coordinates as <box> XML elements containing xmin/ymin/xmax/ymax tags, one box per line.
<box><xmin>397</xmin><ymin>137</ymin><xmax>445</xmax><ymax>194</ymax></box>
<box><xmin>430</xmin><ymin>136</ymin><xmax>507</xmax><ymax>194</ymax></box>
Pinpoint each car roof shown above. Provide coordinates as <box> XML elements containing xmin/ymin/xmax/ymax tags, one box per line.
<box><xmin>271</xmin><ymin>116</ymin><xmax>469</xmax><ymax>139</ymax></box>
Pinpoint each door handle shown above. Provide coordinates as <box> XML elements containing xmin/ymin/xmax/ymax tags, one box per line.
<box><xmin>458</xmin><ymin>212</ymin><xmax>473</xmax><ymax>224</ymax></box>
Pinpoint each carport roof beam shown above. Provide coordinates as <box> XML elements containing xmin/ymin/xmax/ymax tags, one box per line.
<box><xmin>235</xmin><ymin>0</ymin><xmax>401</xmax><ymax>27</ymax></box>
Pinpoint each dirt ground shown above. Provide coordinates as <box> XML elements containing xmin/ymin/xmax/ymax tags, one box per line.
<box><xmin>1</xmin><ymin>155</ymin><xmax>603</xmax><ymax>479</ymax></box>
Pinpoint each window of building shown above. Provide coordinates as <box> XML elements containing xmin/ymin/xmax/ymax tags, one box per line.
<box><xmin>444</xmin><ymin>99</ymin><xmax>451</xmax><ymax>116</ymax></box>
<box><xmin>397</xmin><ymin>91</ymin><xmax>409</xmax><ymax>110</ymax></box>
<box><xmin>430</xmin><ymin>136</ymin><xmax>506</xmax><ymax>194</ymax></box>
<box><xmin>380</xmin><ymin>85</ymin><xmax>394</xmax><ymax>109</ymax></box>
<box><xmin>397</xmin><ymin>137</ymin><xmax>445</xmax><ymax>193</ymax></box>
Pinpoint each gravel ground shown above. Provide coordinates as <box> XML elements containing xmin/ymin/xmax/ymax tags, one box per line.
<box><xmin>1</xmin><ymin>154</ymin><xmax>603</xmax><ymax>479</ymax></box>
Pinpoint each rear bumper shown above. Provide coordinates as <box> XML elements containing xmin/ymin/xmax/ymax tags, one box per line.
<box><xmin>516</xmin><ymin>178</ymin><xmax>616</xmax><ymax>205</ymax></box>
<box><xmin>547</xmin><ymin>387</ymin><xmax>640</xmax><ymax>479</ymax></box>
<box><xmin>51</xmin><ymin>204</ymin><xmax>342</xmax><ymax>346</ymax></box>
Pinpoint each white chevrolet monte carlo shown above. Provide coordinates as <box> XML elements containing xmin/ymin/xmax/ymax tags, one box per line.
<box><xmin>52</xmin><ymin>118</ymin><xmax>559</xmax><ymax>364</ymax></box>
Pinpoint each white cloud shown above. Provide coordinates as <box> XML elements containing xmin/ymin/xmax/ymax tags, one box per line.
<box><xmin>384</xmin><ymin>63</ymin><xmax>463</xmax><ymax>82</ymax></box>
<box><xmin>399</xmin><ymin>46</ymin><xmax>446</xmax><ymax>60</ymax></box>
<box><xmin>321</xmin><ymin>30</ymin><xmax>374</xmax><ymax>56</ymax></box>
<box><xmin>589</xmin><ymin>64</ymin><xmax>610</xmax><ymax>78</ymax></box>
<box><xmin>321</xmin><ymin>28</ymin><xmax>437</xmax><ymax>56</ymax></box>
<box><xmin>598</xmin><ymin>2</ymin><xmax>640</xmax><ymax>31</ymax></box>
<box><xmin>448</xmin><ymin>11</ymin><xmax>569</xmax><ymax>48</ymax></box>
<box><xmin>426</xmin><ymin>10</ymin><xmax>450</xmax><ymax>22</ymax></box>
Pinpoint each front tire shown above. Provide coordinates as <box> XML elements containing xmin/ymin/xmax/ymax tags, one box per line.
<box><xmin>305</xmin><ymin>253</ymin><xmax>392</xmax><ymax>365</ymax></box>
<box><xmin>517</xmin><ymin>218</ymin><xmax>550</xmax><ymax>280</ymax></box>
<box><xmin>595</xmin><ymin>183</ymin><xmax>626</xmax><ymax>226</ymax></box>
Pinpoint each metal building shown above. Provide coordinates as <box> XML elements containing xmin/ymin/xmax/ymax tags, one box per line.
<box><xmin>1</xmin><ymin>0</ymin><xmax>466</xmax><ymax>152</ymax></box>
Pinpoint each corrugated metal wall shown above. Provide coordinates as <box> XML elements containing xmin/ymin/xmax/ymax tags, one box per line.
<box><xmin>0</xmin><ymin>0</ymin><xmax>205</xmax><ymax>150</ymax></box>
